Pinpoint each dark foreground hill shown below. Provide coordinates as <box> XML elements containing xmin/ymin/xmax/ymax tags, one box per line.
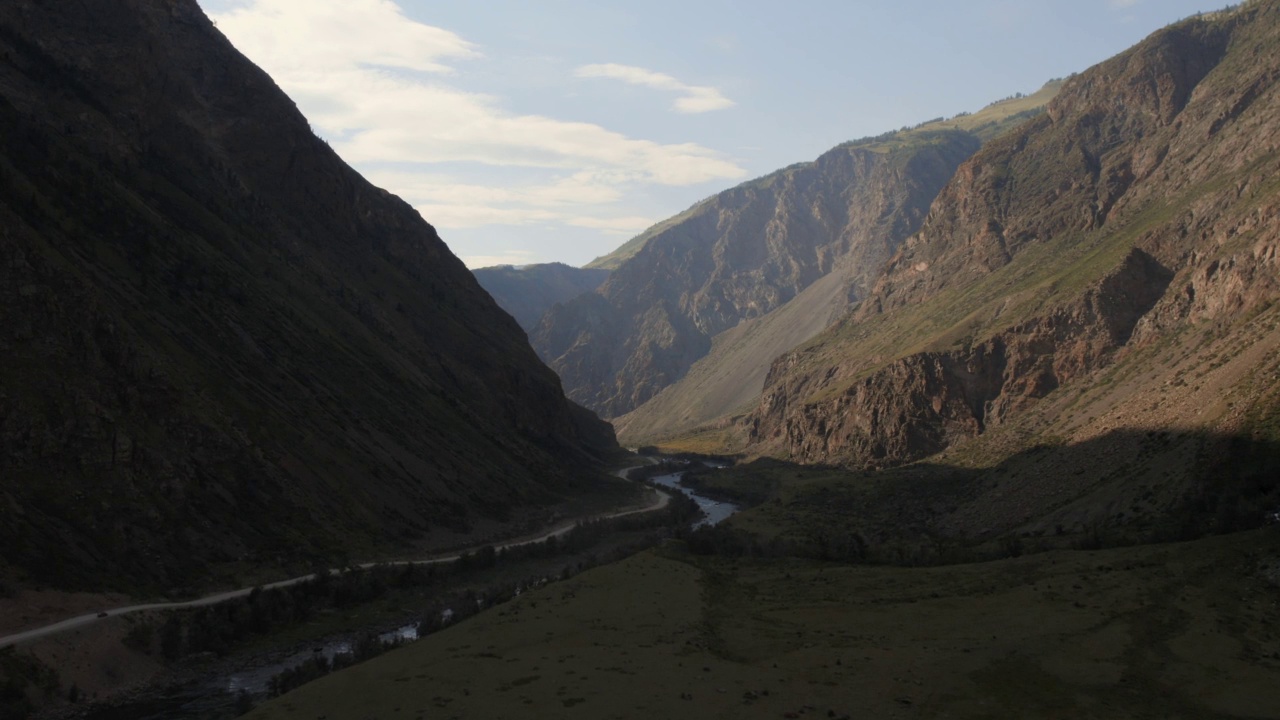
<box><xmin>0</xmin><ymin>0</ymin><xmax>616</xmax><ymax>591</ymax></box>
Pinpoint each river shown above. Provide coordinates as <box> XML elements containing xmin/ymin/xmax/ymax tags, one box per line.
<box><xmin>647</xmin><ymin>468</ymin><xmax>740</xmax><ymax>527</ymax></box>
<box><xmin>79</xmin><ymin>466</ymin><xmax>738</xmax><ymax>720</ymax></box>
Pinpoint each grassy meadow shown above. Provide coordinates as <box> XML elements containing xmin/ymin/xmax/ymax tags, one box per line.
<box><xmin>247</xmin><ymin>528</ymin><xmax>1280</xmax><ymax>719</ymax></box>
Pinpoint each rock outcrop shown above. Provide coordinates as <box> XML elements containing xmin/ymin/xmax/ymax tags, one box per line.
<box><xmin>754</xmin><ymin>249</ymin><xmax>1174</xmax><ymax>464</ymax></box>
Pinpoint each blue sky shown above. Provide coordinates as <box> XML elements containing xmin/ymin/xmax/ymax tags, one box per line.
<box><xmin>199</xmin><ymin>0</ymin><xmax>1221</xmax><ymax>268</ymax></box>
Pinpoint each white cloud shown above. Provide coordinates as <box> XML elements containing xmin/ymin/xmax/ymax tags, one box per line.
<box><xmin>364</xmin><ymin>170</ymin><xmax>653</xmax><ymax>236</ymax></box>
<box><xmin>215</xmin><ymin>0</ymin><xmax>477</xmax><ymax>75</ymax></box>
<box><xmin>460</xmin><ymin>251</ymin><xmax>539</xmax><ymax>269</ymax></box>
<box><xmin>366</xmin><ymin>170</ymin><xmax>626</xmax><ymax>209</ymax></box>
<box><xmin>207</xmin><ymin>0</ymin><xmax>745</xmax><ymax>250</ymax></box>
<box><xmin>566</xmin><ymin>215</ymin><xmax>656</xmax><ymax>235</ymax></box>
<box><xmin>413</xmin><ymin>203</ymin><xmax>561</xmax><ymax>229</ymax></box>
<box><xmin>575</xmin><ymin>63</ymin><xmax>735</xmax><ymax>114</ymax></box>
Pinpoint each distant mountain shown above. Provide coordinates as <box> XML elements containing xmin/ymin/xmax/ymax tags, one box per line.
<box><xmin>534</xmin><ymin>134</ymin><xmax>986</xmax><ymax>420</ymax></box>
<box><xmin>472</xmin><ymin>263</ymin><xmax>609</xmax><ymax>333</ymax></box>
<box><xmin>0</xmin><ymin>0</ymin><xmax>616</xmax><ymax>591</ymax></box>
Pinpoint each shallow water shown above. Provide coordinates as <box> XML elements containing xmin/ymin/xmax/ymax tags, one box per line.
<box><xmin>648</xmin><ymin>469</ymin><xmax>741</xmax><ymax>527</ymax></box>
<box><xmin>223</xmin><ymin>622</ymin><xmax>422</xmax><ymax>695</ymax></box>
<box><xmin>84</xmin><ymin>620</ymin><xmax>443</xmax><ymax>720</ymax></box>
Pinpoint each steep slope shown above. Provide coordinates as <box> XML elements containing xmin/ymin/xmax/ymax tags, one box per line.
<box><xmin>535</xmin><ymin>131</ymin><xmax>983</xmax><ymax>419</ymax></box>
<box><xmin>471</xmin><ymin>263</ymin><xmax>609</xmax><ymax>333</ymax></box>
<box><xmin>0</xmin><ymin>0</ymin><xmax>616</xmax><ymax>591</ymax></box>
<box><xmin>582</xmin><ymin>81</ymin><xmax>1062</xmax><ymax>274</ymax></box>
<box><xmin>583</xmin><ymin>203</ymin><xmax>707</xmax><ymax>271</ymax></box>
<box><xmin>612</xmin><ymin>269</ymin><xmax>849</xmax><ymax>444</ymax></box>
<box><xmin>609</xmin><ymin>86</ymin><xmax>1063</xmax><ymax>444</ymax></box>
<box><xmin>746</xmin><ymin>2</ymin><xmax>1280</xmax><ymax>474</ymax></box>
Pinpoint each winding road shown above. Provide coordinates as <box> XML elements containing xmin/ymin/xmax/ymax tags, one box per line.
<box><xmin>0</xmin><ymin>467</ymin><xmax>667</xmax><ymax>649</ymax></box>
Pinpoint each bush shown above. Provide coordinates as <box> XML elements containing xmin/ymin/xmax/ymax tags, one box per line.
<box><xmin>123</xmin><ymin>622</ymin><xmax>154</xmax><ymax>653</ymax></box>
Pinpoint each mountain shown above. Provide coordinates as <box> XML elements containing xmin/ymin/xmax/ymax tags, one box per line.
<box><xmin>534</xmin><ymin>130</ymin><xmax>986</xmax><ymax>420</ymax></box>
<box><xmin>747</xmin><ymin>2</ymin><xmax>1280</xmax><ymax>464</ymax></box>
<box><xmin>200</xmin><ymin>7</ymin><xmax>1280</xmax><ymax>719</ymax></box>
<box><xmin>537</xmin><ymin>86</ymin><xmax>1062</xmax><ymax>428</ymax></box>
<box><xmin>611</xmin><ymin>265</ymin><xmax>854</xmax><ymax>445</ymax></box>
<box><xmin>579</xmin><ymin>82</ymin><xmax>1060</xmax><ymax>276</ymax></box>
<box><xmin>611</xmin><ymin>88</ymin><xmax>1066</xmax><ymax>447</ymax></box>
<box><xmin>471</xmin><ymin>263</ymin><xmax>609</xmax><ymax>333</ymax></box>
<box><xmin>0</xmin><ymin>0</ymin><xmax>617</xmax><ymax>591</ymax></box>
<box><xmin>712</xmin><ymin>2</ymin><xmax>1280</xmax><ymax>548</ymax></box>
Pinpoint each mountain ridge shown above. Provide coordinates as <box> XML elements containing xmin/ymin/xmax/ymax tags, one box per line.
<box><xmin>535</xmin><ymin>130</ymin><xmax>985</xmax><ymax>420</ymax></box>
<box><xmin>738</xmin><ymin>1</ymin><xmax>1280</xmax><ymax>475</ymax></box>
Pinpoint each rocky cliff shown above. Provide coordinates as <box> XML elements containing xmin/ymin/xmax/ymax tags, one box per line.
<box><xmin>0</xmin><ymin>0</ymin><xmax>616</xmax><ymax>590</ymax></box>
<box><xmin>757</xmin><ymin>248</ymin><xmax>1174</xmax><ymax>465</ymax></box>
<box><xmin>534</xmin><ymin>131</ymin><xmax>982</xmax><ymax>419</ymax></box>
<box><xmin>747</xmin><ymin>2</ymin><xmax>1280</xmax><ymax>468</ymax></box>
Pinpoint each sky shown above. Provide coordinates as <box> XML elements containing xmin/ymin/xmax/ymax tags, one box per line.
<box><xmin>198</xmin><ymin>0</ymin><xmax>1222</xmax><ymax>268</ymax></box>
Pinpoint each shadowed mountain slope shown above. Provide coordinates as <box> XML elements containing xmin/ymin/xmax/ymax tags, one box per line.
<box><xmin>0</xmin><ymin>0</ymin><xmax>616</xmax><ymax>591</ymax></box>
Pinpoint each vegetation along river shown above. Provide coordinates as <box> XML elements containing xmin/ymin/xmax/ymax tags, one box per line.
<box><xmin>78</xmin><ymin>466</ymin><xmax>737</xmax><ymax>720</ymax></box>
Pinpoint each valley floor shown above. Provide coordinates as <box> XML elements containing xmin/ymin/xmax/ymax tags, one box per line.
<box><xmin>247</xmin><ymin>528</ymin><xmax>1280</xmax><ymax>720</ymax></box>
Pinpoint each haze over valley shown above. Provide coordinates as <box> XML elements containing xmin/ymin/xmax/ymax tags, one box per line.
<box><xmin>2</xmin><ymin>1</ymin><xmax>1279</xmax><ymax>719</ymax></box>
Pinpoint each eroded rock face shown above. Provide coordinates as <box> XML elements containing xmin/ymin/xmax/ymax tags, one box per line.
<box><xmin>534</xmin><ymin>133</ymin><xmax>981</xmax><ymax>418</ymax></box>
<box><xmin>859</xmin><ymin>19</ymin><xmax>1239</xmax><ymax>319</ymax></box>
<box><xmin>753</xmin><ymin>249</ymin><xmax>1174</xmax><ymax>465</ymax></box>
<box><xmin>0</xmin><ymin>0</ymin><xmax>615</xmax><ymax>589</ymax></box>
<box><xmin>746</xmin><ymin>3</ymin><xmax>1280</xmax><ymax>468</ymax></box>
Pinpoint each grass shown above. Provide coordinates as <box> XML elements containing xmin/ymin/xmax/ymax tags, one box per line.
<box><xmin>848</xmin><ymin>80</ymin><xmax>1064</xmax><ymax>154</ymax></box>
<box><xmin>245</xmin><ymin>529</ymin><xmax>1280</xmax><ymax>719</ymax></box>
<box><xmin>646</xmin><ymin>425</ymin><xmax>750</xmax><ymax>457</ymax></box>
<box><xmin>926</xmin><ymin>79</ymin><xmax>1064</xmax><ymax>135</ymax></box>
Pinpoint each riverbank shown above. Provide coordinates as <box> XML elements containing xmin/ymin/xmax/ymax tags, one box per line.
<box><xmin>5</xmin><ymin>473</ymin><xmax>705</xmax><ymax>720</ymax></box>
<box><xmin>2</xmin><ymin>469</ymin><xmax>659</xmax><ymax>652</ymax></box>
<box><xmin>69</xmin><ymin>524</ymin><xmax>674</xmax><ymax>720</ymax></box>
